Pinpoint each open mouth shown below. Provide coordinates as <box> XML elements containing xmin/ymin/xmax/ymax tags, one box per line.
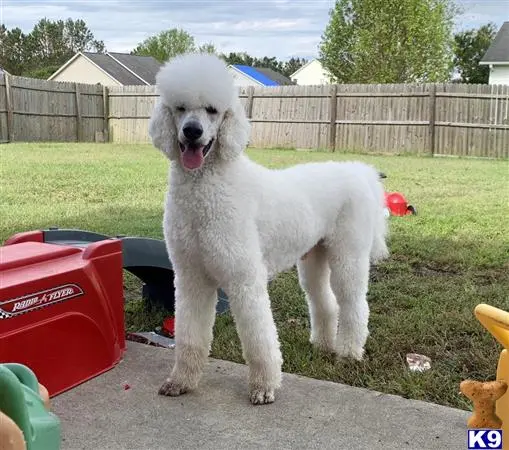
<box><xmin>178</xmin><ymin>139</ymin><xmax>214</xmax><ymax>170</ymax></box>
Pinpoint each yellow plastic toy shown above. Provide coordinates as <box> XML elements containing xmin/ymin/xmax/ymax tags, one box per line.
<box><xmin>471</xmin><ymin>303</ymin><xmax>509</xmax><ymax>449</ymax></box>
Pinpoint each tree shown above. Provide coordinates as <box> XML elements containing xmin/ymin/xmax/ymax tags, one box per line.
<box><xmin>319</xmin><ymin>0</ymin><xmax>457</xmax><ymax>84</ymax></box>
<box><xmin>29</xmin><ymin>18</ymin><xmax>104</xmax><ymax>66</ymax></box>
<box><xmin>319</xmin><ymin>2</ymin><xmax>356</xmax><ymax>83</ymax></box>
<box><xmin>454</xmin><ymin>23</ymin><xmax>496</xmax><ymax>84</ymax></box>
<box><xmin>1</xmin><ymin>18</ymin><xmax>105</xmax><ymax>77</ymax></box>
<box><xmin>132</xmin><ymin>28</ymin><xmax>197</xmax><ymax>62</ymax></box>
<box><xmin>63</xmin><ymin>18</ymin><xmax>104</xmax><ymax>54</ymax></box>
<box><xmin>282</xmin><ymin>57</ymin><xmax>307</xmax><ymax>78</ymax></box>
<box><xmin>0</xmin><ymin>25</ymin><xmax>32</xmax><ymax>75</ymax></box>
<box><xmin>28</xmin><ymin>19</ymin><xmax>70</xmax><ymax>73</ymax></box>
<box><xmin>255</xmin><ymin>56</ymin><xmax>285</xmax><ymax>73</ymax></box>
<box><xmin>221</xmin><ymin>52</ymin><xmax>303</xmax><ymax>78</ymax></box>
<box><xmin>198</xmin><ymin>42</ymin><xmax>217</xmax><ymax>54</ymax></box>
<box><xmin>221</xmin><ymin>52</ymin><xmax>257</xmax><ymax>66</ymax></box>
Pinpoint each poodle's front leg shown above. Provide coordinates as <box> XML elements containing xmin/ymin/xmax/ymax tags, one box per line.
<box><xmin>159</xmin><ymin>268</ymin><xmax>218</xmax><ymax>397</ymax></box>
<box><xmin>226</xmin><ymin>277</ymin><xmax>283</xmax><ymax>405</ymax></box>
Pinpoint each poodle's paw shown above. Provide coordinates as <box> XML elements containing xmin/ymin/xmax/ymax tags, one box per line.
<box><xmin>158</xmin><ymin>378</ymin><xmax>189</xmax><ymax>397</ymax></box>
<box><xmin>335</xmin><ymin>341</ymin><xmax>365</xmax><ymax>361</ymax></box>
<box><xmin>335</xmin><ymin>326</ymin><xmax>368</xmax><ymax>361</ymax></box>
<box><xmin>310</xmin><ymin>335</ymin><xmax>336</xmax><ymax>354</ymax></box>
<box><xmin>249</xmin><ymin>388</ymin><xmax>275</xmax><ymax>405</ymax></box>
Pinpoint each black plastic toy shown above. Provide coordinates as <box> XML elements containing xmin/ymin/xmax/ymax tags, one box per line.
<box><xmin>41</xmin><ymin>227</ymin><xmax>229</xmax><ymax>314</ymax></box>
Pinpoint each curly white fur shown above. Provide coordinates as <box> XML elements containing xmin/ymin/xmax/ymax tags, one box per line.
<box><xmin>149</xmin><ymin>52</ymin><xmax>389</xmax><ymax>405</ymax></box>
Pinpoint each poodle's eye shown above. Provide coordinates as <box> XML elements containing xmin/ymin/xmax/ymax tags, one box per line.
<box><xmin>205</xmin><ymin>106</ymin><xmax>218</xmax><ymax>115</ymax></box>
<box><xmin>176</xmin><ymin>106</ymin><xmax>186</xmax><ymax>113</ymax></box>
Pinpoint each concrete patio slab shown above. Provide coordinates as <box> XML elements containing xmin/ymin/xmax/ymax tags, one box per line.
<box><xmin>52</xmin><ymin>342</ymin><xmax>469</xmax><ymax>450</ymax></box>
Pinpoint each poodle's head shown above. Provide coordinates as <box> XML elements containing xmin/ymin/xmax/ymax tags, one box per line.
<box><xmin>149</xmin><ymin>52</ymin><xmax>250</xmax><ymax>171</ymax></box>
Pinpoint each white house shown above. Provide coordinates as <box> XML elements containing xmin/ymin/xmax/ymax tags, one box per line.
<box><xmin>48</xmin><ymin>52</ymin><xmax>162</xmax><ymax>86</ymax></box>
<box><xmin>479</xmin><ymin>21</ymin><xmax>509</xmax><ymax>85</ymax></box>
<box><xmin>290</xmin><ymin>59</ymin><xmax>332</xmax><ymax>85</ymax></box>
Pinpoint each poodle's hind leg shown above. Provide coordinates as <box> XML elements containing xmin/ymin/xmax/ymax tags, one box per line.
<box><xmin>297</xmin><ymin>243</ymin><xmax>338</xmax><ymax>353</ymax></box>
<box><xmin>225</xmin><ymin>269</ymin><xmax>283</xmax><ymax>405</ymax></box>
<box><xmin>328</xmin><ymin>244</ymin><xmax>371</xmax><ymax>361</ymax></box>
<box><xmin>159</xmin><ymin>266</ymin><xmax>218</xmax><ymax>397</ymax></box>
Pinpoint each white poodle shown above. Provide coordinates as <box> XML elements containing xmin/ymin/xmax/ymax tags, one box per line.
<box><xmin>148</xmin><ymin>52</ymin><xmax>389</xmax><ymax>405</ymax></box>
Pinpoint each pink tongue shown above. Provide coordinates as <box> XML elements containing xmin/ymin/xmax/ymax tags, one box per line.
<box><xmin>181</xmin><ymin>147</ymin><xmax>204</xmax><ymax>170</ymax></box>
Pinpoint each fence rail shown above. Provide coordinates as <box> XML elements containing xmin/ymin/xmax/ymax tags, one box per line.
<box><xmin>1</xmin><ymin>74</ymin><xmax>508</xmax><ymax>158</ymax></box>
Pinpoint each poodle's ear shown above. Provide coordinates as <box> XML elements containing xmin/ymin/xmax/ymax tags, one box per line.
<box><xmin>148</xmin><ymin>100</ymin><xmax>179</xmax><ymax>160</ymax></box>
<box><xmin>217</xmin><ymin>97</ymin><xmax>251</xmax><ymax>161</ymax></box>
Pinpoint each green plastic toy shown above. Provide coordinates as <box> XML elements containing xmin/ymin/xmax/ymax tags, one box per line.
<box><xmin>0</xmin><ymin>363</ymin><xmax>61</xmax><ymax>450</ymax></box>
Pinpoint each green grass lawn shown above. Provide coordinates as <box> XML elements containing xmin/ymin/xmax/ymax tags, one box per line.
<box><xmin>1</xmin><ymin>142</ymin><xmax>508</xmax><ymax>410</ymax></box>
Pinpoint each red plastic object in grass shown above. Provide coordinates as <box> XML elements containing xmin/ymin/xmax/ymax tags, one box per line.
<box><xmin>0</xmin><ymin>230</ymin><xmax>126</xmax><ymax>397</ymax></box>
<box><xmin>162</xmin><ymin>316</ymin><xmax>175</xmax><ymax>337</ymax></box>
<box><xmin>384</xmin><ymin>192</ymin><xmax>417</xmax><ymax>216</ymax></box>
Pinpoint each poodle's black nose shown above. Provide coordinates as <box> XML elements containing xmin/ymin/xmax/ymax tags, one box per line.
<box><xmin>183</xmin><ymin>122</ymin><xmax>203</xmax><ymax>141</ymax></box>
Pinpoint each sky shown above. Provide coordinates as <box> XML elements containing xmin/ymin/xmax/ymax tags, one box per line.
<box><xmin>1</xmin><ymin>0</ymin><xmax>508</xmax><ymax>60</ymax></box>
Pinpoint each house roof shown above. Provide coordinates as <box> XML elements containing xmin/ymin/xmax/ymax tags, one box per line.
<box><xmin>107</xmin><ymin>52</ymin><xmax>163</xmax><ymax>84</ymax></box>
<box><xmin>231</xmin><ymin>64</ymin><xmax>293</xmax><ymax>86</ymax></box>
<box><xmin>48</xmin><ymin>52</ymin><xmax>163</xmax><ymax>85</ymax></box>
<box><xmin>254</xmin><ymin>67</ymin><xmax>294</xmax><ymax>86</ymax></box>
<box><xmin>480</xmin><ymin>21</ymin><xmax>509</xmax><ymax>64</ymax></box>
<box><xmin>82</xmin><ymin>53</ymin><xmax>145</xmax><ymax>85</ymax></box>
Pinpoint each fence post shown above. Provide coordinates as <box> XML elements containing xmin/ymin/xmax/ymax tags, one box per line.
<box><xmin>246</xmin><ymin>86</ymin><xmax>254</xmax><ymax>119</ymax></box>
<box><xmin>5</xmin><ymin>74</ymin><xmax>14</xmax><ymax>142</ymax></box>
<box><xmin>428</xmin><ymin>84</ymin><xmax>437</xmax><ymax>156</ymax></box>
<box><xmin>328</xmin><ymin>84</ymin><xmax>338</xmax><ymax>151</ymax></box>
<box><xmin>102</xmin><ymin>85</ymin><xmax>109</xmax><ymax>142</ymax></box>
<box><xmin>74</xmin><ymin>83</ymin><xmax>82</xmax><ymax>142</ymax></box>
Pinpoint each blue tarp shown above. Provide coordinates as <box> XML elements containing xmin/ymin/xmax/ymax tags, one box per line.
<box><xmin>232</xmin><ymin>65</ymin><xmax>279</xmax><ymax>86</ymax></box>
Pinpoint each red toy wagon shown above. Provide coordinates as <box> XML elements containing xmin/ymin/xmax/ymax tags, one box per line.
<box><xmin>0</xmin><ymin>230</ymin><xmax>126</xmax><ymax>397</ymax></box>
<box><xmin>0</xmin><ymin>227</ymin><xmax>229</xmax><ymax>397</ymax></box>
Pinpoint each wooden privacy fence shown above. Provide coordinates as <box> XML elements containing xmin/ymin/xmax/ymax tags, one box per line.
<box><xmin>0</xmin><ymin>75</ymin><xmax>106</xmax><ymax>143</ymax></box>
<box><xmin>1</xmin><ymin>74</ymin><xmax>508</xmax><ymax>158</ymax></box>
<box><xmin>241</xmin><ymin>83</ymin><xmax>508</xmax><ymax>158</ymax></box>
